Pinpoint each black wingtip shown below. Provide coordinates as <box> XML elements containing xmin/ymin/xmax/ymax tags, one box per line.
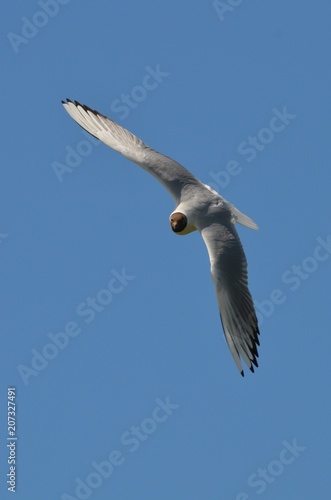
<box><xmin>252</xmin><ymin>358</ymin><xmax>259</xmax><ymax>368</ymax></box>
<box><xmin>241</xmin><ymin>370</ymin><xmax>244</xmax><ymax>377</ymax></box>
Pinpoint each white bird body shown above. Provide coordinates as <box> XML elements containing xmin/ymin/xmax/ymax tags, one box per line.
<box><xmin>62</xmin><ymin>99</ymin><xmax>260</xmax><ymax>376</ymax></box>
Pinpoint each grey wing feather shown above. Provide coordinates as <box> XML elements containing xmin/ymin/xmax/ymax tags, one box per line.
<box><xmin>62</xmin><ymin>99</ymin><xmax>200</xmax><ymax>203</ymax></box>
<box><xmin>200</xmin><ymin>222</ymin><xmax>260</xmax><ymax>375</ymax></box>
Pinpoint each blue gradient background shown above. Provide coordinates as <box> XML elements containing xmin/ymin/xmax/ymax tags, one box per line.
<box><xmin>1</xmin><ymin>1</ymin><xmax>331</xmax><ymax>499</ymax></box>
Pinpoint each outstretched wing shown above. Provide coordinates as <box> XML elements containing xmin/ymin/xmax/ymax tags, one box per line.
<box><xmin>62</xmin><ymin>99</ymin><xmax>201</xmax><ymax>203</ymax></box>
<box><xmin>200</xmin><ymin>222</ymin><xmax>260</xmax><ymax>375</ymax></box>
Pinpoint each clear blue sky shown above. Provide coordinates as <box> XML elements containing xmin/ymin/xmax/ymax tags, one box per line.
<box><xmin>1</xmin><ymin>1</ymin><xmax>331</xmax><ymax>499</ymax></box>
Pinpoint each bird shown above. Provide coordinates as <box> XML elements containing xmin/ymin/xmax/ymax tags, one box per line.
<box><xmin>62</xmin><ymin>99</ymin><xmax>260</xmax><ymax>376</ymax></box>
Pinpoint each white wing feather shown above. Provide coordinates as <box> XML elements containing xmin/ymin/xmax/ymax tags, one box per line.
<box><xmin>200</xmin><ymin>222</ymin><xmax>259</xmax><ymax>375</ymax></box>
<box><xmin>62</xmin><ymin>99</ymin><xmax>200</xmax><ymax>203</ymax></box>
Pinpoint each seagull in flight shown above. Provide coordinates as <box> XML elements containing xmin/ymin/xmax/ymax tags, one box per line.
<box><xmin>62</xmin><ymin>99</ymin><xmax>260</xmax><ymax>376</ymax></box>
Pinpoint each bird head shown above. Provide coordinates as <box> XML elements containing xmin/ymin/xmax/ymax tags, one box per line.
<box><xmin>169</xmin><ymin>212</ymin><xmax>196</xmax><ymax>235</ymax></box>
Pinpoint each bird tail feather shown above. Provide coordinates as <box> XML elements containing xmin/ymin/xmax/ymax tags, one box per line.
<box><xmin>231</xmin><ymin>206</ymin><xmax>259</xmax><ymax>230</ymax></box>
